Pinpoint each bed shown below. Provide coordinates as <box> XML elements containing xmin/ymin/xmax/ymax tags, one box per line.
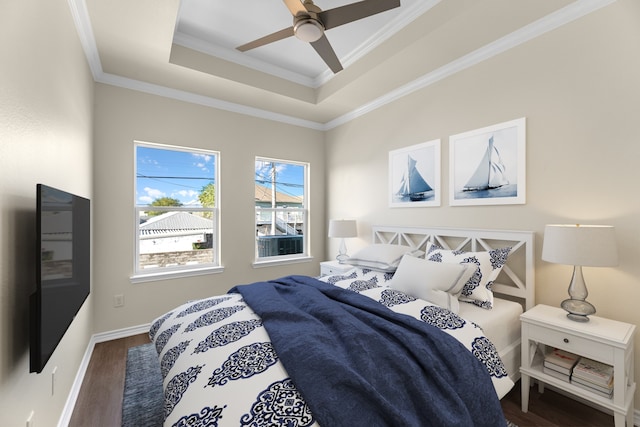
<box><xmin>149</xmin><ymin>226</ymin><xmax>535</xmax><ymax>427</ymax></box>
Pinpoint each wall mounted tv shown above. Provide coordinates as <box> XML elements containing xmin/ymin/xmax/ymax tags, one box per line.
<box><xmin>30</xmin><ymin>184</ymin><xmax>90</xmax><ymax>373</ymax></box>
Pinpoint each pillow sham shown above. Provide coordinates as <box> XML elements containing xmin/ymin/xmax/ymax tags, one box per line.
<box><xmin>425</xmin><ymin>242</ymin><xmax>512</xmax><ymax>309</ymax></box>
<box><xmin>390</xmin><ymin>255</ymin><xmax>476</xmax><ymax>313</ymax></box>
<box><xmin>345</xmin><ymin>244</ymin><xmax>424</xmax><ymax>272</ymax></box>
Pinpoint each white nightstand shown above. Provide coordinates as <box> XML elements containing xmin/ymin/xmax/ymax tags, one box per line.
<box><xmin>520</xmin><ymin>304</ymin><xmax>636</xmax><ymax>427</ymax></box>
<box><xmin>319</xmin><ymin>260</ymin><xmax>355</xmax><ymax>276</ymax></box>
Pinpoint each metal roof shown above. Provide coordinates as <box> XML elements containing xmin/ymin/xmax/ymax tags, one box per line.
<box><xmin>140</xmin><ymin>211</ymin><xmax>212</xmax><ymax>235</ymax></box>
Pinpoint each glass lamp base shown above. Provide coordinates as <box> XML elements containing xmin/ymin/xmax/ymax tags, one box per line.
<box><xmin>561</xmin><ymin>298</ymin><xmax>596</xmax><ymax>322</ymax></box>
<box><xmin>336</xmin><ymin>254</ymin><xmax>349</xmax><ymax>263</ymax></box>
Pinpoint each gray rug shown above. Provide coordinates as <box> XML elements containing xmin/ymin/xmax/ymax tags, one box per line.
<box><xmin>121</xmin><ymin>343</ymin><xmax>163</xmax><ymax>427</ymax></box>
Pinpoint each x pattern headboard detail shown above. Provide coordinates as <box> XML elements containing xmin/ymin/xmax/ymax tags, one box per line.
<box><xmin>372</xmin><ymin>226</ymin><xmax>535</xmax><ymax>310</ymax></box>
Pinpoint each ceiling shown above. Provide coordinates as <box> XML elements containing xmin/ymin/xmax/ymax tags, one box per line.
<box><xmin>78</xmin><ymin>0</ymin><xmax>608</xmax><ymax>129</ymax></box>
<box><xmin>173</xmin><ymin>0</ymin><xmax>431</xmax><ymax>85</ymax></box>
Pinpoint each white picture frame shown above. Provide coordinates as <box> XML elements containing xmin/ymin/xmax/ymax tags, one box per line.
<box><xmin>389</xmin><ymin>139</ymin><xmax>441</xmax><ymax>208</ymax></box>
<box><xmin>449</xmin><ymin>118</ymin><xmax>526</xmax><ymax>206</ymax></box>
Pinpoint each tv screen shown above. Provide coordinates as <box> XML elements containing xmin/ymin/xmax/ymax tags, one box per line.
<box><xmin>30</xmin><ymin>184</ymin><xmax>90</xmax><ymax>373</ymax></box>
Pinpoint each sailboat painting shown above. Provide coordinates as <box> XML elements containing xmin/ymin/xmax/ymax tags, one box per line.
<box><xmin>389</xmin><ymin>139</ymin><xmax>441</xmax><ymax>207</ymax></box>
<box><xmin>449</xmin><ymin>118</ymin><xmax>526</xmax><ymax>206</ymax></box>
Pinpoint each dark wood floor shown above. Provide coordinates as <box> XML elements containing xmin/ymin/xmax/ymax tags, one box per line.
<box><xmin>68</xmin><ymin>333</ymin><xmax>151</xmax><ymax>427</ymax></box>
<box><xmin>69</xmin><ymin>333</ymin><xmax>617</xmax><ymax>426</ymax></box>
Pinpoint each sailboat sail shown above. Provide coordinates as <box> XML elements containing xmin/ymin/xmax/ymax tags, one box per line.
<box><xmin>463</xmin><ymin>136</ymin><xmax>509</xmax><ymax>191</ymax></box>
<box><xmin>397</xmin><ymin>155</ymin><xmax>433</xmax><ymax>200</ymax></box>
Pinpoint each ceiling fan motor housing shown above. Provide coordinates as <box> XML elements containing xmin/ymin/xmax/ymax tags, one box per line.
<box><xmin>294</xmin><ymin>17</ymin><xmax>324</xmax><ymax>43</ymax></box>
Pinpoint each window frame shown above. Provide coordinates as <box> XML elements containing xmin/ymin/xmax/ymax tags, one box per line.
<box><xmin>253</xmin><ymin>157</ymin><xmax>311</xmax><ymax>267</ymax></box>
<box><xmin>131</xmin><ymin>141</ymin><xmax>222</xmax><ymax>282</ymax></box>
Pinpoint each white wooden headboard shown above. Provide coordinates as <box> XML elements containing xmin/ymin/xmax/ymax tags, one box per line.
<box><xmin>372</xmin><ymin>226</ymin><xmax>535</xmax><ymax>310</ymax></box>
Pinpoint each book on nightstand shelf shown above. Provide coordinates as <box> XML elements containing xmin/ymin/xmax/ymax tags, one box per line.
<box><xmin>543</xmin><ymin>365</ymin><xmax>571</xmax><ymax>382</ymax></box>
<box><xmin>572</xmin><ymin>376</ymin><xmax>614</xmax><ymax>397</ymax></box>
<box><xmin>571</xmin><ymin>357</ymin><xmax>614</xmax><ymax>398</ymax></box>
<box><xmin>543</xmin><ymin>348</ymin><xmax>580</xmax><ymax>380</ymax></box>
<box><xmin>572</xmin><ymin>357</ymin><xmax>614</xmax><ymax>384</ymax></box>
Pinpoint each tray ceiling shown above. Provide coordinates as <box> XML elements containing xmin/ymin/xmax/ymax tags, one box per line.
<box><xmin>79</xmin><ymin>0</ymin><xmax>607</xmax><ymax>128</ymax></box>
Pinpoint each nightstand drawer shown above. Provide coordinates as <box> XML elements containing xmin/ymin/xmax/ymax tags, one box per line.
<box><xmin>320</xmin><ymin>261</ymin><xmax>354</xmax><ymax>276</ymax></box>
<box><xmin>527</xmin><ymin>323</ymin><xmax>611</xmax><ymax>362</ymax></box>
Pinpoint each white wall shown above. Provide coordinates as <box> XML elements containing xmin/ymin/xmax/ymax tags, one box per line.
<box><xmin>0</xmin><ymin>0</ymin><xmax>95</xmax><ymax>425</ymax></box>
<box><xmin>326</xmin><ymin>0</ymin><xmax>640</xmax><ymax>408</ymax></box>
<box><xmin>92</xmin><ymin>84</ymin><xmax>325</xmax><ymax>333</ymax></box>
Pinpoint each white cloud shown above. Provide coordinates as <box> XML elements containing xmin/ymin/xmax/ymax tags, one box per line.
<box><xmin>193</xmin><ymin>153</ymin><xmax>213</xmax><ymax>172</ymax></box>
<box><xmin>174</xmin><ymin>189</ymin><xmax>199</xmax><ymax>199</ymax></box>
<box><xmin>143</xmin><ymin>187</ymin><xmax>165</xmax><ymax>199</ymax></box>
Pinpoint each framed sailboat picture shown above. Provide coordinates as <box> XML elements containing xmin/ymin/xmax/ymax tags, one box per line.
<box><xmin>389</xmin><ymin>139</ymin><xmax>441</xmax><ymax>207</ymax></box>
<box><xmin>449</xmin><ymin>117</ymin><xmax>526</xmax><ymax>206</ymax></box>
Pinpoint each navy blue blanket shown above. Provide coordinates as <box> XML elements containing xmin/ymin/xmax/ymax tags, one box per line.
<box><xmin>230</xmin><ymin>275</ymin><xmax>506</xmax><ymax>427</ymax></box>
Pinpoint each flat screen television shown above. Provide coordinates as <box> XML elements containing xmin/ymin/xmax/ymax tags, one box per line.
<box><xmin>30</xmin><ymin>184</ymin><xmax>90</xmax><ymax>373</ymax></box>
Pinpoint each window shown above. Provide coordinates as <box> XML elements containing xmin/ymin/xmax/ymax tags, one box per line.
<box><xmin>134</xmin><ymin>141</ymin><xmax>219</xmax><ymax>279</ymax></box>
<box><xmin>255</xmin><ymin>157</ymin><xmax>308</xmax><ymax>263</ymax></box>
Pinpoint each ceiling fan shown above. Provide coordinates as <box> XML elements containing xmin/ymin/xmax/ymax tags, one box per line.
<box><xmin>236</xmin><ymin>0</ymin><xmax>401</xmax><ymax>74</ymax></box>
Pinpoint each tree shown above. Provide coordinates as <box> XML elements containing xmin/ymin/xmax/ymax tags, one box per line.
<box><xmin>198</xmin><ymin>183</ymin><xmax>215</xmax><ymax>218</ymax></box>
<box><xmin>147</xmin><ymin>197</ymin><xmax>182</xmax><ymax>217</ymax></box>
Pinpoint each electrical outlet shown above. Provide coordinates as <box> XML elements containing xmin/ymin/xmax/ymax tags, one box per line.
<box><xmin>51</xmin><ymin>366</ymin><xmax>57</xmax><ymax>396</ymax></box>
<box><xmin>26</xmin><ymin>410</ymin><xmax>34</xmax><ymax>427</ymax></box>
<box><xmin>114</xmin><ymin>294</ymin><xmax>124</xmax><ymax>307</ymax></box>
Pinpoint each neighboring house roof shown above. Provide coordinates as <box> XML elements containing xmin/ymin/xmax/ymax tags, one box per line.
<box><xmin>255</xmin><ymin>184</ymin><xmax>303</xmax><ymax>205</ymax></box>
<box><xmin>140</xmin><ymin>211</ymin><xmax>212</xmax><ymax>236</ymax></box>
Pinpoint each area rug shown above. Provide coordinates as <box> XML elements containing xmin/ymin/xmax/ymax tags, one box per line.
<box><xmin>121</xmin><ymin>343</ymin><xmax>163</xmax><ymax>427</ymax></box>
<box><xmin>120</xmin><ymin>342</ymin><xmax>519</xmax><ymax>427</ymax></box>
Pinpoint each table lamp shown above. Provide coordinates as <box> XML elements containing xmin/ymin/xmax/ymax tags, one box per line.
<box><xmin>328</xmin><ymin>219</ymin><xmax>357</xmax><ymax>263</ymax></box>
<box><xmin>542</xmin><ymin>224</ymin><xmax>618</xmax><ymax>322</ymax></box>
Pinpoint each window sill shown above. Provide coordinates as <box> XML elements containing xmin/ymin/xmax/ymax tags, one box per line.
<box><xmin>252</xmin><ymin>256</ymin><xmax>314</xmax><ymax>269</ymax></box>
<box><xmin>131</xmin><ymin>265</ymin><xmax>224</xmax><ymax>284</ymax></box>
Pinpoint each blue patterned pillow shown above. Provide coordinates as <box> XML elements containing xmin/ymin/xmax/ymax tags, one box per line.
<box><xmin>425</xmin><ymin>242</ymin><xmax>511</xmax><ymax>309</ymax></box>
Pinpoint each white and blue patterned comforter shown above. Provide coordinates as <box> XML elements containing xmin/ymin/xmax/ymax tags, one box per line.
<box><xmin>149</xmin><ymin>268</ymin><xmax>514</xmax><ymax>427</ymax></box>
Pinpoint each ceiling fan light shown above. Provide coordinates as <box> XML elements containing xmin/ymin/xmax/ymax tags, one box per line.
<box><xmin>294</xmin><ymin>19</ymin><xmax>324</xmax><ymax>43</ymax></box>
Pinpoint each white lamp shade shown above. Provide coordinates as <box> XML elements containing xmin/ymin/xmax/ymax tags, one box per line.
<box><xmin>542</xmin><ymin>224</ymin><xmax>618</xmax><ymax>267</ymax></box>
<box><xmin>328</xmin><ymin>220</ymin><xmax>357</xmax><ymax>238</ymax></box>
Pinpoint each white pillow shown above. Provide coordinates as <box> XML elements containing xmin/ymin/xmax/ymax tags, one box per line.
<box><xmin>389</xmin><ymin>255</ymin><xmax>476</xmax><ymax>313</ymax></box>
<box><xmin>425</xmin><ymin>242</ymin><xmax>512</xmax><ymax>309</ymax></box>
<box><xmin>345</xmin><ymin>244</ymin><xmax>424</xmax><ymax>272</ymax></box>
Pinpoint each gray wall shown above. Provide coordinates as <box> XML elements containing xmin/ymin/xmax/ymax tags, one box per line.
<box><xmin>92</xmin><ymin>84</ymin><xmax>325</xmax><ymax>333</ymax></box>
<box><xmin>2</xmin><ymin>1</ymin><xmax>640</xmax><ymax>425</ymax></box>
<box><xmin>326</xmin><ymin>0</ymin><xmax>640</xmax><ymax>406</ymax></box>
<box><xmin>0</xmin><ymin>0</ymin><xmax>95</xmax><ymax>425</ymax></box>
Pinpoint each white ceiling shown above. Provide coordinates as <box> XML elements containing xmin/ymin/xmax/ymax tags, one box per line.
<box><xmin>173</xmin><ymin>0</ymin><xmax>433</xmax><ymax>86</ymax></box>
<box><xmin>77</xmin><ymin>0</ymin><xmax>612</xmax><ymax>129</ymax></box>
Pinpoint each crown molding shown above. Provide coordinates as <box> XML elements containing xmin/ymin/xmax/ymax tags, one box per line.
<box><xmin>172</xmin><ymin>32</ymin><xmax>319</xmax><ymax>88</ymax></box>
<box><xmin>68</xmin><ymin>0</ymin><xmax>617</xmax><ymax>132</ymax></box>
<box><xmin>96</xmin><ymin>72</ymin><xmax>326</xmax><ymax>130</ymax></box>
<box><xmin>324</xmin><ymin>0</ymin><xmax>617</xmax><ymax>130</ymax></box>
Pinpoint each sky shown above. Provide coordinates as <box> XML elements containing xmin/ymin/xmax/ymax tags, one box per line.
<box><xmin>136</xmin><ymin>145</ymin><xmax>304</xmax><ymax>206</ymax></box>
<box><xmin>136</xmin><ymin>145</ymin><xmax>216</xmax><ymax>206</ymax></box>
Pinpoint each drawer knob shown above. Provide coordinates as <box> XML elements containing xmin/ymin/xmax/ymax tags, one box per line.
<box><xmin>563</xmin><ymin>338</ymin><xmax>569</xmax><ymax>343</ymax></box>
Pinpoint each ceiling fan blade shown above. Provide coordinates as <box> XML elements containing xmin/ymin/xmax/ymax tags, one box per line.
<box><xmin>310</xmin><ymin>34</ymin><xmax>343</xmax><ymax>73</ymax></box>
<box><xmin>283</xmin><ymin>0</ymin><xmax>308</xmax><ymax>16</ymax></box>
<box><xmin>319</xmin><ymin>0</ymin><xmax>401</xmax><ymax>30</ymax></box>
<box><xmin>237</xmin><ymin>27</ymin><xmax>295</xmax><ymax>52</ymax></box>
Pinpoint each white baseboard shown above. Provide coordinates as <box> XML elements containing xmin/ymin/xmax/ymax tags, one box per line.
<box><xmin>57</xmin><ymin>323</ymin><xmax>150</xmax><ymax>427</ymax></box>
<box><xmin>93</xmin><ymin>323</ymin><xmax>151</xmax><ymax>344</ymax></box>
